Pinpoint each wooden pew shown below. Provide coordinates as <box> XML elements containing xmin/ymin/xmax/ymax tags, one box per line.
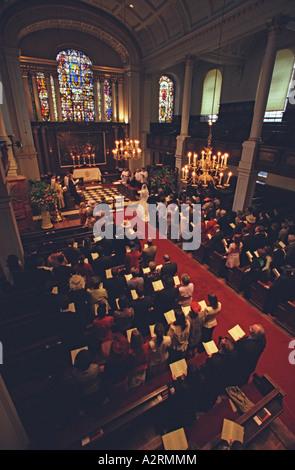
<box><xmin>208</xmin><ymin>251</ymin><xmax>226</xmax><ymax>277</ymax></box>
<box><xmin>274</xmin><ymin>301</ymin><xmax>295</xmax><ymax>336</ymax></box>
<box><xmin>0</xmin><ymin>288</ymin><xmax>40</xmax><ymax>321</ymax></box>
<box><xmin>227</xmin><ymin>266</ymin><xmax>249</xmax><ymax>292</ymax></box>
<box><xmin>200</xmin><ymin>374</ymin><xmax>286</xmax><ymax>450</ymax></box>
<box><xmin>249</xmin><ymin>280</ymin><xmax>273</xmax><ymax>312</ymax></box>
<box><xmin>192</xmin><ymin>242</ymin><xmax>208</xmax><ymax>264</ymax></box>
<box><xmin>2</xmin><ymin>336</ymin><xmax>63</xmax><ymax>389</ymax></box>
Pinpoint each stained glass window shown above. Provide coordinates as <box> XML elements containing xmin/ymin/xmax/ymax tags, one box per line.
<box><xmin>104</xmin><ymin>79</ymin><xmax>112</xmax><ymax>122</ymax></box>
<box><xmin>97</xmin><ymin>80</ymin><xmax>102</xmax><ymax>121</ymax></box>
<box><xmin>56</xmin><ymin>49</ymin><xmax>95</xmax><ymax>122</ymax></box>
<box><xmin>50</xmin><ymin>74</ymin><xmax>58</xmax><ymax>121</ymax></box>
<box><xmin>36</xmin><ymin>72</ymin><xmax>50</xmax><ymax>121</ymax></box>
<box><xmin>27</xmin><ymin>71</ymin><xmax>38</xmax><ymax>121</ymax></box>
<box><xmin>159</xmin><ymin>75</ymin><xmax>174</xmax><ymax>123</ymax></box>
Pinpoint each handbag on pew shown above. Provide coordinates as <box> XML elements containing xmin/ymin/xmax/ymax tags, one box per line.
<box><xmin>225</xmin><ymin>386</ymin><xmax>254</xmax><ymax>413</ymax></box>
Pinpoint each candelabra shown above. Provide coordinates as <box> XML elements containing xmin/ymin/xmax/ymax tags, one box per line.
<box><xmin>112</xmin><ymin>139</ymin><xmax>142</xmax><ymax>161</ymax></box>
<box><xmin>70</xmin><ymin>142</ymin><xmax>96</xmax><ymax>167</ymax></box>
<box><xmin>181</xmin><ymin>122</ymin><xmax>232</xmax><ymax>188</ymax></box>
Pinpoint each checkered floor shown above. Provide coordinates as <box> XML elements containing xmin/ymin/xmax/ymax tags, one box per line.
<box><xmin>82</xmin><ymin>184</ymin><xmax>132</xmax><ymax>207</ymax></box>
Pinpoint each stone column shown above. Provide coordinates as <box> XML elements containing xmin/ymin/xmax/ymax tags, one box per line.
<box><xmin>31</xmin><ymin>72</ymin><xmax>42</xmax><ymax>121</ymax></box>
<box><xmin>32</xmin><ymin>126</ymin><xmax>45</xmax><ymax>177</ymax></box>
<box><xmin>112</xmin><ymin>78</ymin><xmax>118</xmax><ymax>122</ymax></box>
<box><xmin>0</xmin><ymin>159</ymin><xmax>24</xmax><ymax>280</ymax></box>
<box><xmin>232</xmin><ymin>18</ymin><xmax>285</xmax><ymax>212</ymax></box>
<box><xmin>118</xmin><ymin>77</ymin><xmax>124</xmax><ymax>122</ymax></box>
<box><xmin>141</xmin><ymin>72</ymin><xmax>152</xmax><ymax>167</ymax></box>
<box><xmin>45</xmin><ymin>72</ymin><xmax>56</xmax><ymax>121</ymax></box>
<box><xmin>0</xmin><ymin>375</ymin><xmax>29</xmax><ymax>449</ymax></box>
<box><xmin>0</xmin><ymin>104</ymin><xmax>18</xmax><ymax>178</ymax></box>
<box><xmin>93</xmin><ymin>75</ymin><xmax>100</xmax><ymax>122</ymax></box>
<box><xmin>101</xmin><ymin>77</ymin><xmax>106</xmax><ymax>122</ymax></box>
<box><xmin>1</xmin><ymin>47</ymin><xmax>40</xmax><ymax>180</ymax></box>
<box><xmin>52</xmin><ymin>72</ymin><xmax>63</xmax><ymax>121</ymax></box>
<box><xmin>175</xmin><ymin>56</ymin><xmax>194</xmax><ymax>174</ymax></box>
<box><xmin>21</xmin><ymin>68</ymin><xmax>35</xmax><ymax>122</ymax></box>
<box><xmin>41</xmin><ymin>126</ymin><xmax>51</xmax><ymax>175</ymax></box>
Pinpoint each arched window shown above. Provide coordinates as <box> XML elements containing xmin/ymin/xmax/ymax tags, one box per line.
<box><xmin>159</xmin><ymin>75</ymin><xmax>174</xmax><ymax>123</ymax></box>
<box><xmin>104</xmin><ymin>79</ymin><xmax>112</xmax><ymax>122</ymax></box>
<box><xmin>264</xmin><ymin>49</ymin><xmax>295</xmax><ymax>122</ymax></box>
<box><xmin>200</xmin><ymin>69</ymin><xmax>222</xmax><ymax>122</ymax></box>
<box><xmin>56</xmin><ymin>49</ymin><xmax>95</xmax><ymax>122</ymax></box>
<box><xmin>50</xmin><ymin>74</ymin><xmax>58</xmax><ymax>121</ymax></box>
<box><xmin>36</xmin><ymin>72</ymin><xmax>50</xmax><ymax>121</ymax></box>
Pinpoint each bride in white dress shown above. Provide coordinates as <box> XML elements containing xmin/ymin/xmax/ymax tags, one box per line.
<box><xmin>137</xmin><ymin>184</ymin><xmax>149</xmax><ymax>222</ymax></box>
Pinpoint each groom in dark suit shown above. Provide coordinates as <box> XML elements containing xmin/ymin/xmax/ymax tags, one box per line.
<box><xmin>139</xmin><ymin>239</ymin><xmax>157</xmax><ymax>268</ymax></box>
<box><xmin>161</xmin><ymin>254</ymin><xmax>177</xmax><ymax>279</ymax></box>
<box><xmin>235</xmin><ymin>323</ymin><xmax>266</xmax><ymax>386</ymax></box>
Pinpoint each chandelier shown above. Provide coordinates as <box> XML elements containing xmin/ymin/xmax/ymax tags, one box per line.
<box><xmin>112</xmin><ymin>139</ymin><xmax>142</xmax><ymax>161</ymax></box>
<box><xmin>181</xmin><ymin>122</ymin><xmax>232</xmax><ymax>188</ymax></box>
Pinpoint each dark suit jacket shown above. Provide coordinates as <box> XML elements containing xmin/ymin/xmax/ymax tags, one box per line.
<box><xmin>235</xmin><ymin>336</ymin><xmax>266</xmax><ymax>385</ymax></box>
<box><xmin>91</xmin><ymin>255</ymin><xmax>113</xmax><ymax>279</ymax></box>
<box><xmin>208</xmin><ymin>230</ymin><xmax>225</xmax><ymax>254</ymax></box>
<box><xmin>161</xmin><ymin>262</ymin><xmax>177</xmax><ymax>279</ymax></box>
<box><xmin>32</xmin><ymin>267</ymin><xmax>53</xmax><ymax>293</ymax></box>
<box><xmin>153</xmin><ymin>286</ymin><xmax>179</xmax><ymax>321</ymax></box>
<box><xmin>139</xmin><ymin>246</ymin><xmax>157</xmax><ymax>268</ymax></box>
<box><xmin>131</xmin><ymin>295</ymin><xmax>154</xmax><ymax>336</ymax></box>
<box><xmin>53</xmin><ymin>265</ymin><xmax>72</xmax><ymax>294</ymax></box>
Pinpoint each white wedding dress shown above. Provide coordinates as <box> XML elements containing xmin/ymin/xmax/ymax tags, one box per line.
<box><xmin>137</xmin><ymin>185</ymin><xmax>149</xmax><ymax>222</ymax></box>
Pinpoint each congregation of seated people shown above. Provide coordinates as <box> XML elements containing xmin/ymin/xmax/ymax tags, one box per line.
<box><xmin>1</xmin><ymin>185</ymin><xmax>293</xmax><ymax>421</ymax></box>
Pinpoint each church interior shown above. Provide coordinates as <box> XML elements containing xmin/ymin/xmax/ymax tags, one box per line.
<box><xmin>1</xmin><ymin>0</ymin><xmax>295</xmax><ymax>451</ymax></box>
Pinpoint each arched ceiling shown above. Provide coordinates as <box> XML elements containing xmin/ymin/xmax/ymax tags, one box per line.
<box><xmin>1</xmin><ymin>0</ymin><xmax>295</xmax><ymax>70</ymax></box>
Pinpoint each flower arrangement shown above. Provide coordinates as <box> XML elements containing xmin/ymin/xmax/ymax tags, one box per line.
<box><xmin>150</xmin><ymin>166</ymin><xmax>178</xmax><ymax>194</ymax></box>
<box><xmin>29</xmin><ymin>180</ymin><xmax>57</xmax><ymax>213</ymax></box>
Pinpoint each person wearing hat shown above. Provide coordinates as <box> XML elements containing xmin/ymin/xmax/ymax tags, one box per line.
<box><xmin>245</xmin><ymin>213</ymin><xmax>257</xmax><ymax>235</ymax></box>
<box><xmin>87</xmin><ymin>199</ymin><xmax>97</xmax><ymax>217</ymax></box>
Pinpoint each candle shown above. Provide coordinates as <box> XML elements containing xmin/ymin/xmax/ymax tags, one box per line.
<box><xmin>192</xmin><ymin>171</ymin><xmax>196</xmax><ymax>184</ymax></box>
<box><xmin>182</xmin><ymin>167</ymin><xmax>185</xmax><ymax>179</ymax></box>
<box><xmin>212</xmin><ymin>155</ymin><xmax>216</xmax><ymax>169</ymax></box>
<box><xmin>219</xmin><ymin>172</ymin><xmax>223</xmax><ymax>185</ymax></box>
<box><xmin>226</xmin><ymin>172</ymin><xmax>232</xmax><ymax>185</ymax></box>
<box><xmin>188</xmin><ymin>152</ymin><xmax>191</xmax><ymax>166</ymax></box>
<box><xmin>215</xmin><ymin>164</ymin><xmax>219</xmax><ymax>176</ymax></box>
<box><xmin>193</xmin><ymin>153</ymin><xmax>197</xmax><ymax>167</ymax></box>
<box><xmin>224</xmin><ymin>153</ymin><xmax>229</xmax><ymax>167</ymax></box>
<box><xmin>217</xmin><ymin>152</ymin><xmax>221</xmax><ymax>165</ymax></box>
<box><xmin>221</xmin><ymin>154</ymin><xmax>224</xmax><ymax>168</ymax></box>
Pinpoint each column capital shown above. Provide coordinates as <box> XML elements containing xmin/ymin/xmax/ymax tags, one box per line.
<box><xmin>266</xmin><ymin>15</ymin><xmax>289</xmax><ymax>36</ymax></box>
<box><xmin>185</xmin><ymin>55</ymin><xmax>195</xmax><ymax>66</ymax></box>
<box><xmin>1</xmin><ymin>46</ymin><xmax>21</xmax><ymax>60</ymax></box>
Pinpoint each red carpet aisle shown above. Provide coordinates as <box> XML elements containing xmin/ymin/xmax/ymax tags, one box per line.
<box><xmin>146</xmin><ymin>235</ymin><xmax>295</xmax><ymax>436</ymax></box>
